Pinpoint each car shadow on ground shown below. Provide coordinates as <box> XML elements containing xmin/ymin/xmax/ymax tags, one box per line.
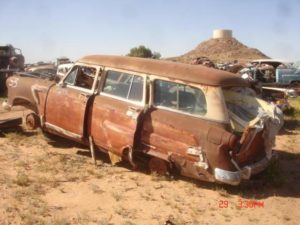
<box><xmin>43</xmin><ymin>132</ymin><xmax>86</xmax><ymax>149</ymax></box>
<box><xmin>175</xmin><ymin>148</ymin><xmax>300</xmax><ymax>200</ymax></box>
<box><xmin>1</xmin><ymin>126</ymin><xmax>299</xmax><ymax>200</ymax></box>
<box><xmin>41</xmin><ymin>130</ymin><xmax>300</xmax><ymax>200</ymax></box>
<box><xmin>0</xmin><ymin>126</ymin><xmax>37</xmax><ymax>138</ymax></box>
<box><xmin>78</xmin><ymin>146</ymin><xmax>300</xmax><ymax>200</ymax></box>
<box><xmin>278</xmin><ymin>121</ymin><xmax>300</xmax><ymax>136</ymax></box>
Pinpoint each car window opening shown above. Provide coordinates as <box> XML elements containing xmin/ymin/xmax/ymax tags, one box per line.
<box><xmin>103</xmin><ymin>70</ymin><xmax>144</xmax><ymax>102</ymax></box>
<box><xmin>65</xmin><ymin>65</ymin><xmax>96</xmax><ymax>89</ymax></box>
<box><xmin>154</xmin><ymin>79</ymin><xmax>207</xmax><ymax>116</ymax></box>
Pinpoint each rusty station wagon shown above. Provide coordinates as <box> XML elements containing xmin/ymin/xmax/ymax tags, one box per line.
<box><xmin>3</xmin><ymin>55</ymin><xmax>283</xmax><ymax>185</ymax></box>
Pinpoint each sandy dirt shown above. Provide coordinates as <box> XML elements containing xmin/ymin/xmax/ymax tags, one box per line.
<box><xmin>0</xmin><ymin>105</ymin><xmax>300</xmax><ymax>225</ymax></box>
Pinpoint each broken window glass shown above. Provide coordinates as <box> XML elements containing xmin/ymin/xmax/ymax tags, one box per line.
<box><xmin>64</xmin><ymin>66</ymin><xmax>78</xmax><ymax>85</ymax></box>
<box><xmin>64</xmin><ymin>65</ymin><xmax>96</xmax><ymax>89</ymax></box>
<box><xmin>128</xmin><ymin>75</ymin><xmax>144</xmax><ymax>102</ymax></box>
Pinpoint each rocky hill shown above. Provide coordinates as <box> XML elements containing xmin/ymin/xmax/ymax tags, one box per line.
<box><xmin>169</xmin><ymin>37</ymin><xmax>269</xmax><ymax>64</ymax></box>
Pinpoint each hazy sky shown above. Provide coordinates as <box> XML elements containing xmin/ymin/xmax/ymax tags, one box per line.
<box><xmin>1</xmin><ymin>0</ymin><xmax>299</xmax><ymax>63</ymax></box>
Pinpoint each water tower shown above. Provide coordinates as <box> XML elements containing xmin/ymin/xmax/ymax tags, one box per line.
<box><xmin>213</xmin><ymin>29</ymin><xmax>233</xmax><ymax>39</ymax></box>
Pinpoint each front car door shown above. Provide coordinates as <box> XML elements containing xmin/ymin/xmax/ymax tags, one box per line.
<box><xmin>44</xmin><ymin>63</ymin><xmax>101</xmax><ymax>140</ymax></box>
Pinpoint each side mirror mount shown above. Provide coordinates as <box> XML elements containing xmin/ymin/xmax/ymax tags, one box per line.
<box><xmin>57</xmin><ymin>82</ymin><xmax>66</xmax><ymax>88</ymax></box>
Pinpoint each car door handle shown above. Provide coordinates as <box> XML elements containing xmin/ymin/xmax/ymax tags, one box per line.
<box><xmin>126</xmin><ymin>106</ymin><xmax>140</xmax><ymax>119</ymax></box>
<box><xmin>79</xmin><ymin>93</ymin><xmax>90</xmax><ymax>98</ymax></box>
<box><xmin>128</xmin><ymin>106</ymin><xmax>140</xmax><ymax>112</ymax></box>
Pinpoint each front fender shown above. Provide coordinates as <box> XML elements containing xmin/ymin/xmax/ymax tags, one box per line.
<box><xmin>6</xmin><ymin>75</ymin><xmax>54</xmax><ymax>113</ymax></box>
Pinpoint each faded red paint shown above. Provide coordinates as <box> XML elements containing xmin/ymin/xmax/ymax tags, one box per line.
<box><xmin>3</xmin><ymin>55</ymin><xmax>280</xmax><ymax>186</ymax></box>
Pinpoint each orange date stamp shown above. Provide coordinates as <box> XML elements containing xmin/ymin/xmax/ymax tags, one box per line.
<box><xmin>219</xmin><ymin>199</ymin><xmax>265</xmax><ymax>208</ymax></box>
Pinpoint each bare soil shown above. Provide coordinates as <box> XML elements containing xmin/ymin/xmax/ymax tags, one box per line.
<box><xmin>0</xmin><ymin>105</ymin><xmax>300</xmax><ymax>225</ymax></box>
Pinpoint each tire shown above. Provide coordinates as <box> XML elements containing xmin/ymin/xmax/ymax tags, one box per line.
<box><xmin>25</xmin><ymin>113</ymin><xmax>40</xmax><ymax>130</ymax></box>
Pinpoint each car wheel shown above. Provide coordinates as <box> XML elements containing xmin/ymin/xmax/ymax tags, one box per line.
<box><xmin>25</xmin><ymin>113</ymin><xmax>40</xmax><ymax>130</ymax></box>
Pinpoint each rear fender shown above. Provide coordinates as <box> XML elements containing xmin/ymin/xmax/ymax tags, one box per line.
<box><xmin>204</xmin><ymin>126</ymin><xmax>239</xmax><ymax>171</ymax></box>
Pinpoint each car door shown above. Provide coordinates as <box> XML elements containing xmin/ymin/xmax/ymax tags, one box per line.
<box><xmin>44</xmin><ymin>64</ymin><xmax>100</xmax><ymax>140</ymax></box>
<box><xmin>140</xmin><ymin>79</ymin><xmax>209</xmax><ymax>160</ymax></box>
<box><xmin>88</xmin><ymin>69</ymin><xmax>146</xmax><ymax>156</ymax></box>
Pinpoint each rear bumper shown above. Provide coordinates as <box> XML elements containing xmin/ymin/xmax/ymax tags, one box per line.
<box><xmin>214</xmin><ymin>153</ymin><xmax>274</xmax><ymax>185</ymax></box>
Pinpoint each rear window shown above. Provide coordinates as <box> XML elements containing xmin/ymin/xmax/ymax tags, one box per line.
<box><xmin>223</xmin><ymin>87</ymin><xmax>258</xmax><ymax>122</ymax></box>
<box><xmin>154</xmin><ymin>79</ymin><xmax>207</xmax><ymax>116</ymax></box>
<box><xmin>102</xmin><ymin>70</ymin><xmax>144</xmax><ymax>102</ymax></box>
<box><xmin>223</xmin><ymin>87</ymin><xmax>265</xmax><ymax>132</ymax></box>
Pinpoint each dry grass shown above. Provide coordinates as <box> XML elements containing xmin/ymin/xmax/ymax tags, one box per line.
<box><xmin>284</xmin><ymin>96</ymin><xmax>300</xmax><ymax>129</ymax></box>
<box><xmin>290</xmin><ymin>97</ymin><xmax>300</xmax><ymax>123</ymax></box>
<box><xmin>0</xmin><ymin>122</ymin><xmax>299</xmax><ymax>224</ymax></box>
<box><xmin>14</xmin><ymin>171</ymin><xmax>31</xmax><ymax>187</ymax></box>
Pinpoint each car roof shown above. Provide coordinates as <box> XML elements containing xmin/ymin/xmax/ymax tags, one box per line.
<box><xmin>78</xmin><ymin>55</ymin><xmax>248</xmax><ymax>87</ymax></box>
<box><xmin>251</xmin><ymin>59</ymin><xmax>291</xmax><ymax>68</ymax></box>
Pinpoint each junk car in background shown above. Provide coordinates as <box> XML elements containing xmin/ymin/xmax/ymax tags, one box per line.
<box><xmin>3</xmin><ymin>55</ymin><xmax>283</xmax><ymax>185</ymax></box>
<box><xmin>239</xmin><ymin>59</ymin><xmax>298</xmax><ymax>109</ymax></box>
<box><xmin>248</xmin><ymin>59</ymin><xmax>300</xmax><ymax>91</ymax></box>
<box><xmin>25</xmin><ymin>64</ymin><xmax>57</xmax><ymax>80</ymax></box>
<box><xmin>0</xmin><ymin>44</ymin><xmax>25</xmax><ymax>93</ymax></box>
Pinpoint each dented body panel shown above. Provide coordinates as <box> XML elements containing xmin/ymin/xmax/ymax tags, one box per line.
<box><xmin>88</xmin><ymin>94</ymin><xmax>143</xmax><ymax>157</ymax></box>
<box><xmin>45</xmin><ymin>85</ymin><xmax>89</xmax><ymax>139</ymax></box>
<box><xmin>3</xmin><ymin>55</ymin><xmax>283</xmax><ymax>185</ymax></box>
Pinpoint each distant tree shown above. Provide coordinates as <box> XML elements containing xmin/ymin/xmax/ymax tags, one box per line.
<box><xmin>127</xmin><ymin>45</ymin><xmax>161</xmax><ymax>59</ymax></box>
<box><xmin>152</xmin><ymin>51</ymin><xmax>161</xmax><ymax>59</ymax></box>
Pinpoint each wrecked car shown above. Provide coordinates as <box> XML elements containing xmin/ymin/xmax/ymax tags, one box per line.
<box><xmin>261</xmin><ymin>86</ymin><xmax>297</xmax><ymax>110</ymax></box>
<box><xmin>24</xmin><ymin>64</ymin><xmax>57</xmax><ymax>80</ymax></box>
<box><xmin>3</xmin><ymin>55</ymin><xmax>283</xmax><ymax>185</ymax></box>
<box><xmin>0</xmin><ymin>44</ymin><xmax>25</xmax><ymax>93</ymax></box>
<box><xmin>249</xmin><ymin>59</ymin><xmax>300</xmax><ymax>89</ymax></box>
<box><xmin>240</xmin><ymin>60</ymin><xmax>298</xmax><ymax>108</ymax></box>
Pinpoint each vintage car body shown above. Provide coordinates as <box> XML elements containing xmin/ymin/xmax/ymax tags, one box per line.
<box><xmin>250</xmin><ymin>59</ymin><xmax>300</xmax><ymax>89</ymax></box>
<box><xmin>3</xmin><ymin>55</ymin><xmax>283</xmax><ymax>185</ymax></box>
<box><xmin>261</xmin><ymin>86</ymin><xmax>297</xmax><ymax>110</ymax></box>
<box><xmin>0</xmin><ymin>45</ymin><xmax>25</xmax><ymax>93</ymax></box>
<box><xmin>240</xmin><ymin>60</ymin><xmax>299</xmax><ymax>107</ymax></box>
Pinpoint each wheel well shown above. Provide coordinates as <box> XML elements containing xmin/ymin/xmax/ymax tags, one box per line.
<box><xmin>12</xmin><ymin>98</ymin><xmax>37</xmax><ymax>112</ymax></box>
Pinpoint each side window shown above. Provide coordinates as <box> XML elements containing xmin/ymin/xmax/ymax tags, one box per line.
<box><xmin>64</xmin><ymin>65</ymin><xmax>96</xmax><ymax>89</ymax></box>
<box><xmin>102</xmin><ymin>70</ymin><xmax>144</xmax><ymax>102</ymax></box>
<box><xmin>65</xmin><ymin>66</ymin><xmax>78</xmax><ymax>85</ymax></box>
<box><xmin>154</xmin><ymin>79</ymin><xmax>207</xmax><ymax>115</ymax></box>
<box><xmin>128</xmin><ymin>76</ymin><xmax>144</xmax><ymax>101</ymax></box>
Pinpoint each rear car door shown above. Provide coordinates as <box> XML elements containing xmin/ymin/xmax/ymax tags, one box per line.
<box><xmin>88</xmin><ymin>69</ymin><xmax>146</xmax><ymax>156</ymax></box>
<box><xmin>141</xmin><ymin>79</ymin><xmax>209</xmax><ymax>157</ymax></box>
<box><xmin>44</xmin><ymin>64</ymin><xmax>100</xmax><ymax>140</ymax></box>
<box><xmin>140</xmin><ymin>78</ymin><xmax>216</xmax><ymax>178</ymax></box>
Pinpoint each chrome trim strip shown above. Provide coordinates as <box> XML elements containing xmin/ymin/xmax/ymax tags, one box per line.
<box><xmin>154</xmin><ymin>105</ymin><xmax>228</xmax><ymax>124</ymax></box>
<box><xmin>215</xmin><ymin>155</ymin><xmax>273</xmax><ymax>185</ymax></box>
<box><xmin>100</xmin><ymin>92</ymin><xmax>144</xmax><ymax>107</ymax></box>
<box><xmin>65</xmin><ymin>84</ymin><xmax>94</xmax><ymax>94</ymax></box>
<box><xmin>44</xmin><ymin>122</ymin><xmax>82</xmax><ymax>139</ymax></box>
<box><xmin>214</xmin><ymin>168</ymin><xmax>241</xmax><ymax>186</ymax></box>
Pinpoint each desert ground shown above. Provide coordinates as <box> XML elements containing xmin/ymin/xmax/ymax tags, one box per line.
<box><xmin>0</xmin><ymin>98</ymin><xmax>300</xmax><ymax>225</ymax></box>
